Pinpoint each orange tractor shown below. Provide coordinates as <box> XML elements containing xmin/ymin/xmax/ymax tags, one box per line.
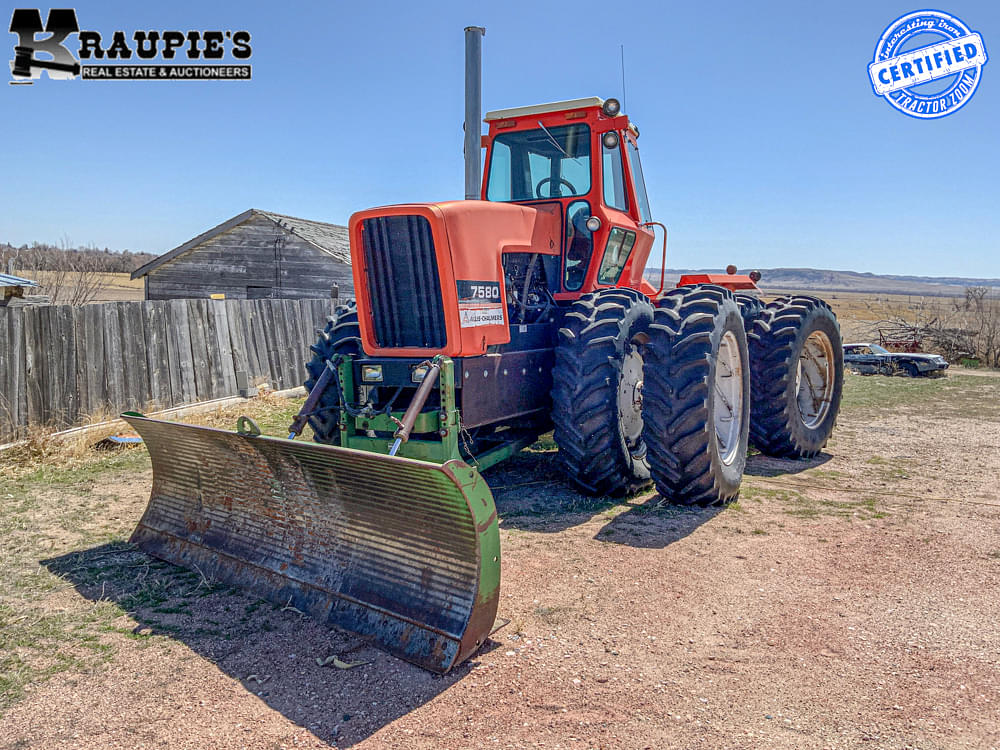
<box><xmin>124</xmin><ymin>42</ymin><xmax>843</xmax><ymax>675</ymax></box>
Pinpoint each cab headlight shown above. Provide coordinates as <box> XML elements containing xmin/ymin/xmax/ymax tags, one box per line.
<box><xmin>361</xmin><ymin>365</ymin><xmax>383</xmax><ymax>382</ymax></box>
<box><xmin>411</xmin><ymin>364</ymin><xmax>430</xmax><ymax>383</ymax></box>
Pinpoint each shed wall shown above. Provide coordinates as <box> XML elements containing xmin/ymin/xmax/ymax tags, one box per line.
<box><xmin>146</xmin><ymin>215</ymin><xmax>353</xmax><ymax>300</ymax></box>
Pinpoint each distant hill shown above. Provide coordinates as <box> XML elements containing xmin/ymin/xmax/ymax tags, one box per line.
<box><xmin>645</xmin><ymin>267</ymin><xmax>1000</xmax><ymax>296</ymax></box>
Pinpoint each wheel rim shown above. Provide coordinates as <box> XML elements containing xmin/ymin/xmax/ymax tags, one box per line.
<box><xmin>617</xmin><ymin>345</ymin><xmax>646</xmax><ymax>459</ymax></box>
<box><xmin>795</xmin><ymin>330</ymin><xmax>835</xmax><ymax>429</ymax></box>
<box><xmin>714</xmin><ymin>330</ymin><xmax>744</xmax><ymax>466</ymax></box>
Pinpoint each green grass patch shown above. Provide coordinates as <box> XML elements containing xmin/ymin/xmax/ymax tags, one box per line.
<box><xmin>842</xmin><ymin>373</ymin><xmax>1000</xmax><ymax>418</ymax></box>
<box><xmin>808</xmin><ymin>469</ymin><xmax>847</xmax><ymax>479</ymax></box>
<box><xmin>740</xmin><ymin>484</ymin><xmax>885</xmax><ymax>521</ymax></box>
<box><xmin>527</xmin><ymin>431</ymin><xmax>557</xmax><ymax>452</ymax></box>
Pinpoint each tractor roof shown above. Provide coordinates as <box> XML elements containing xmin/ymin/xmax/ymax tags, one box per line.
<box><xmin>484</xmin><ymin>97</ymin><xmax>606</xmax><ymax>121</ymax></box>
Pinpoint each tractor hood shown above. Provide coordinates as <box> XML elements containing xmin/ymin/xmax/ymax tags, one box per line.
<box><xmin>348</xmin><ymin>201</ymin><xmax>562</xmax><ymax>358</ymax></box>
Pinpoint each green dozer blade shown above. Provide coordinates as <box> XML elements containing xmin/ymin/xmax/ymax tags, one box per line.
<box><xmin>122</xmin><ymin>414</ymin><xmax>500</xmax><ymax>674</ymax></box>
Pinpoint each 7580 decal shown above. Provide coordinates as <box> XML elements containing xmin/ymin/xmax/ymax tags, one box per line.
<box><xmin>456</xmin><ymin>280</ymin><xmax>501</xmax><ymax>302</ymax></box>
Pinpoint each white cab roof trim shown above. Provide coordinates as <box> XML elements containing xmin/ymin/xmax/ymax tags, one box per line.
<box><xmin>483</xmin><ymin>97</ymin><xmax>604</xmax><ymax>122</ymax></box>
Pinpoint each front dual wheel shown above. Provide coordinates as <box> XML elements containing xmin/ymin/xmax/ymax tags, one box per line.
<box><xmin>551</xmin><ymin>288</ymin><xmax>655</xmax><ymax>496</ymax></box>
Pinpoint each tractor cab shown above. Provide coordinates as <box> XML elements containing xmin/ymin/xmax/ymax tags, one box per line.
<box><xmin>482</xmin><ymin>97</ymin><xmax>658</xmax><ymax>299</ymax></box>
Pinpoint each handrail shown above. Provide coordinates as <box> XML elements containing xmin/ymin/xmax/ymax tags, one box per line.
<box><xmin>641</xmin><ymin>221</ymin><xmax>669</xmax><ymax>297</ymax></box>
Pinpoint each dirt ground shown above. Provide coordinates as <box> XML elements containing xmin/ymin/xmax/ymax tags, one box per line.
<box><xmin>1</xmin><ymin>372</ymin><xmax>999</xmax><ymax>750</ymax></box>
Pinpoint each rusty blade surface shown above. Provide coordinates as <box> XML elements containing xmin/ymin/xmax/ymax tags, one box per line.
<box><xmin>123</xmin><ymin>414</ymin><xmax>500</xmax><ymax>674</ymax></box>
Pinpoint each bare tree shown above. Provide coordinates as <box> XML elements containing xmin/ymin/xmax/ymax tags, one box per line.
<box><xmin>0</xmin><ymin>238</ymin><xmax>128</xmax><ymax>305</ymax></box>
<box><xmin>870</xmin><ymin>286</ymin><xmax>1000</xmax><ymax>367</ymax></box>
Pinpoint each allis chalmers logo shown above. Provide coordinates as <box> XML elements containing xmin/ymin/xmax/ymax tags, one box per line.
<box><xmin>9</xmin><ymin>8</ymin><xmax>252</xmax><ymax>84</ymax></box>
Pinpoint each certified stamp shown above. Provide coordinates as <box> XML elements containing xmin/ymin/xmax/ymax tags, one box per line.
<box><xmin>869</xmin><ymin>10</ymin><xmax>988</xmax><ymax>119</ymax></box>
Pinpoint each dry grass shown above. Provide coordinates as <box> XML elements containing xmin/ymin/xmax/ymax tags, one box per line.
<box><xmin>0</xmin><ymin>393</ymin><xmax>304</xmax><ymax>482</ymax></box>
<box><xmin>12</xmin><ymin>270</ymin><xmax>144</xmax><ymax>303</ymax></box>
<box><xmin>0</xmin><ymin>391</ymin><xmax>305</xmax><ymax>711</ymax></box>
<box><xmin>765</xmin><ymin>289</ymin><xmax>965</xmax><ymax>345</ymax></box>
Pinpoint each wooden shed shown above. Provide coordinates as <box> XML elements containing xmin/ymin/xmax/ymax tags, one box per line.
<box><xmin>132</xmin><ymin>209</ymin><xmax>354</xmax><ymax>301</ymax></box>
<box><xmin>0</xmin><ymin>271</ymin><xmax>43</xmax><ymax>307</ymax></box>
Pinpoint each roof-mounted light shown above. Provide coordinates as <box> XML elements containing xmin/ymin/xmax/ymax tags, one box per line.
<box><xmin>602</xmin><ymin>98</ymin><xmax>621</xmax><ymax>117</ymax></box>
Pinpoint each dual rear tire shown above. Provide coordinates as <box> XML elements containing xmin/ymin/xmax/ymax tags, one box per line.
<box><xmin>642</xmin><ymin>286</ymin><xmax>750</xmax><ymax>505</ymax></box>
<box><xmin>748</xmin><ymin>296</ymin><xmax>843</xmax><ymax>458</ymax></box>
<box><xmin>552</xmin><ymin>287</ymin><xmax>843</xmax><ymax>506</ymax></box>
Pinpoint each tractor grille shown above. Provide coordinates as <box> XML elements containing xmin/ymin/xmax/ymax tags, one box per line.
<box><xmin>362</xmin><ymin>215</ymin><xmax>447</xmax><ymax>349</ymax></box>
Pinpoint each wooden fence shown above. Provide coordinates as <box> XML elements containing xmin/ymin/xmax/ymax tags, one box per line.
<box><xmin>0</xmin><ymin>298</ymin><xmax>340</xmax><ymax>441</ymax></box>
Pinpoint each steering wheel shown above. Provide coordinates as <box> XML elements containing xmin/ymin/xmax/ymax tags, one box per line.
<box><xmin>535</xmin><ymin>176</ymin><xmax>577</xmax><ymax>198</ymax></box>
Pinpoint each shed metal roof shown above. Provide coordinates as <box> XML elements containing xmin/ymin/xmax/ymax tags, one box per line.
<box><xmin>0</xmin><ymin>272</ymin><xmax>38</xmax><ymax>287</ymax></box>
<box><xmin>254</xmin><ymin>210</ymin><xmax>350</xmax><ymax>264</ymax></box>
<box><xmin>131</xmin><ymin>209</ymin><xmax>350</xmax><ymax>280</ymax></box>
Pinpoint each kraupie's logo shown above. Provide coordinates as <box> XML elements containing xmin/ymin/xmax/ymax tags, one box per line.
<box><xmin>869</xmin><ymin>10</ymin><xmax>988</xmax><ymax>119</ymax></box>
<box><xmin>9</xmin><ymin>8</ymin><xmax>252</xmax><ymax>84</ymax></box>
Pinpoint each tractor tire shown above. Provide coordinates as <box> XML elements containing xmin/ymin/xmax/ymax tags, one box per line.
<box><xmin>304</xmin><ymin>302</ymin><xmax>362</xmax><ymax>445</ymax></box>
<box><xmin>551</xmin><ymin>288</ymin><xmax>656</xmax><ymax>496</ymax></box>
<box><xmin>735</xmin><ymin>292</ymin><xmax>765</xmax><ymax>332</ymax></box>
<box><xmin>642</xmin><ymin>285</ymin><xmax>750</xmax><ymax>506</ymax></box>
<box><xmin>748</xmin><ymin>295</ymin><xmax>843</xmax><ymax>458</ymax></box>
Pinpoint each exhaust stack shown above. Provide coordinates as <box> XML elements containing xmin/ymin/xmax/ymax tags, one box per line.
<box><xmin>464</xmin><ymin>26</ymin><xmax>485</xmax><ymax>200</ymax></box>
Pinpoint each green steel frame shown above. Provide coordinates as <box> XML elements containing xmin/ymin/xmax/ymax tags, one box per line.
<box><xmin>336</xmin><ymin>356</ymin><xmax>536</xmax><ymax>472</ymax></box>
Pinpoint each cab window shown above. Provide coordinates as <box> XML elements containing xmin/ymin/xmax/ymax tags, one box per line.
<box><xmin>597</xmin><ymin>228</ymin><xmax>636</xmax><ymax>284</ymax></box>
<box><xmin>602</xmin><ymin>137</ymin><xmax>628</xmax><ymax>211</ymax></box>
<box><xmin>487</xmin><ymin>124</ymin><xmax>591</xmax><ymax>202</ymax></box>
<box><xmin>626</xmin><ymin>139</ymin><xmax>652</xmax><ymax>221</ymax></box>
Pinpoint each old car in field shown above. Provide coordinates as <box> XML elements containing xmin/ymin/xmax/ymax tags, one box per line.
<box><xmin>843</xmin><ymin>343</ymin><xmax>949</xmax><ymax>377</ymax></box>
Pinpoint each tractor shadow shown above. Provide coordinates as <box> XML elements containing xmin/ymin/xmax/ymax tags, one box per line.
<box><xmin>744</xmin><ymin>450</ymin><xmax>833</xmax><ymax>477</ymax></box>
<box><xmin>486</xmin><ymin>444</ymin><xmax>832</xmax><ymax>547</ymax></box>
<box><xmin>485</xmin><ymin>447</ymin><xmax>620</xmax><ymax>533</ymax></box>
<box><xmin>42</xmin><ymin>544</ymin><xmax>498</xmax><ymax>748</ymax></box>
<box><xmin>589</xmin><ymin>498</ymin><xmax>724</xmax><ymax>549</ymax></box>
<box><xmin>485</xmin><ymin>447</ymin><xmax>723</xmax><ymax>548</ymax></box>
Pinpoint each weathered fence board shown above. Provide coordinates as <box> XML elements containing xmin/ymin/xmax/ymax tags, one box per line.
<box><xmin>120</xmin><ymin>302</ymin><xmax>150</xmax><ymax>411</ymax></box>
<box><xmin>165</xmin><ymin>300</ymin><xmax>196</xmax><ymax>406</ymax></box>
<box><xmin>23</xmin><ymin>307</ymin><xmax>44</xmax><ymax>427</ymax></box>
<box><xmin>142</xmin><ymin>302</ymin><xmax>170</xmax><ymax>410</ymax></box>
<box><xmin>82</xmin><ymin>304</ymin><xmax>106</xmax><ymax>419</ymax></box>
<box><xmin>10</xmin><ymin>311</ymin><xmax>25</xmax><ymax>432</ymax></box>
<box><xmin>223</xmin><ymin>300</ymin><xmax>251</xmax><ymax>390</ymax></box>
<box><xmin>0</xmin><ymin>310</ymin><xmax>10</xmax><ymax>431</ymax></box>
<box><xmin>59</xmin><ymin>305</ymin><xmax>79</xmax><ymax>425</ymax></box>
<box><xmin>0</xmin><ymin>298</ymin><xmax>339</xmax><ymax>441</ymax></box>
<box><xmin>186</xmin><ymin>300</ymin><xmax>213</xmax><ymax>402</ymax></box>
<box><xmin>102</xmin><ymin>303</ymin><xmax>126</xmax><ymax>414</ymax></box>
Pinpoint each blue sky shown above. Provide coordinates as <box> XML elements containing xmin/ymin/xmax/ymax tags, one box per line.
<box><xmin>1</xmin><ymin>0</ymin><xmax>997</xmax><ymax>277</ymax></box>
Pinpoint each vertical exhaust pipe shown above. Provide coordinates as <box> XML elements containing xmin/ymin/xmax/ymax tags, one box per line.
<box><xmin>464</xmin><ymin>26</ymin><xmax>485</xmax><ymax>200</ymax></box>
